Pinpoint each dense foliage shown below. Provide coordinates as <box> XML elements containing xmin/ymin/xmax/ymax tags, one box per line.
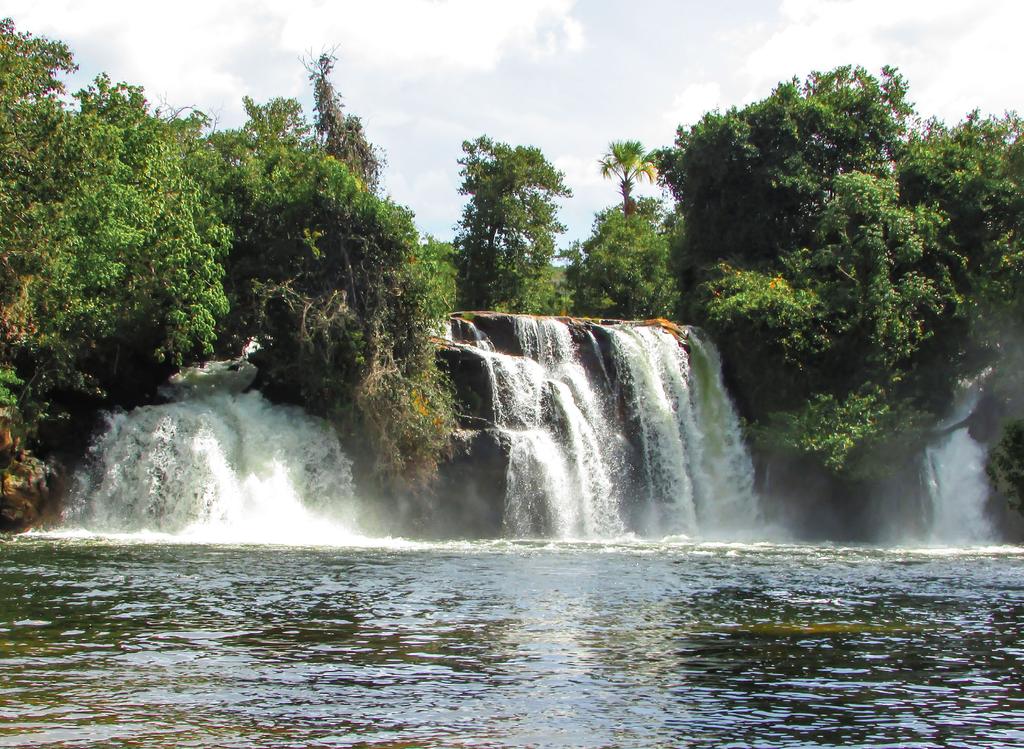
<box><xmin>0</xmin><ymin>20</ymin><xmax>454</xmax><ymax>491</ymax></box>
<box><xmin>1</xmin><ymin>20</ymin><xmax>229</xmax><ymax>448</ymax></box>
<box><xmin>657</xmin><ymin>66</ymin><xmax>1023</xmax><ymax>479</ymax></box>
<box><xmin>660</xmin><ymin>66</ymin><xmax>914</xmax><ymax>274</ymax></box>
<box><xmin>454</xmin><ymin>136</ymin><xmax>571</xmax><ymax>312</ymax></box>
<box><xmin>987</xmin><ymin>420</ymin><xmax>1024</xmax><ymax>514</ymax></box>
<box><xmin>564</xmin><ymin>198</ymin><xmax>677</xmax><ymax>320</ymax></box>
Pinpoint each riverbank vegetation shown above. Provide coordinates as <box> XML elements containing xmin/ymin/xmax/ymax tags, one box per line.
<box><xmin>1</xmin><ymin>18</ymin><xmax>1021</xmax><ymax>511</ymax></box>
<box><xmin>0</xmin><ymin>20</ymin><xmax>453</xmax><ymax>493</ymax></box>
<box><xmin>654</xmin><ymin>66</ymin><xmax>1022</xmax><ymax>485</ymax></box>
<box><xmin>453</xmin><ymin>136</ymin><xmax>571</xmax><ymax>313</ymax></box>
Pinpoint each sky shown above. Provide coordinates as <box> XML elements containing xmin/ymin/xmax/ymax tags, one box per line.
<box><xmin>6</xmin><ymin>0</ymin><xmax>1022</xmax><ymax>247</ymax></box>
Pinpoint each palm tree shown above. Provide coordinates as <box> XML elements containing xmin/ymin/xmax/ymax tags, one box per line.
<box><xmin>599</xmin><ymin>140</ymin><xmax>658</xmax><ymax>216</ymax></box>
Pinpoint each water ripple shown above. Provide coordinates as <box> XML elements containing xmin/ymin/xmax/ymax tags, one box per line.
<box><xmin>1</xmin><ymin>537</ymin><xmax>1022</xmax><ymax>748</ymax></box>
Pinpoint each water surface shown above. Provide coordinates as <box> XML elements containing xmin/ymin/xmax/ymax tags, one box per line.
<box><xmin>2</xmin><ymin>537</ymin><xmax>1022</xmax><ymax>748</ymax></box>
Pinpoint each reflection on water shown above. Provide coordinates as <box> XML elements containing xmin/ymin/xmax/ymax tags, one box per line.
<box><xmin>1</xmin><ymin>538</ymin><xmax>1023</xmax><ymax>748</ymax></box>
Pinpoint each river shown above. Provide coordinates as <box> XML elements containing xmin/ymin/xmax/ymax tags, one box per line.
<box><xmin>2</xmin><ymin>536</ymin><xmax>1022</xmax><ymax>748</ymax></box>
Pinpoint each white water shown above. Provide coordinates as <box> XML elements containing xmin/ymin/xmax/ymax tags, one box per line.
<box><xmin>68</xmin><ymin>363</ymin><xmax>363</xmax><ymax>545</ymax></box>
<box><xmin>608</xmin><ymin>326</ymin><xmax>699</xmax><ymax>535</ymax></box>
<box><xmin>68</xmin><ymin>319</ymin><xmax>761</xmax><ymax>544</ymax></box>
<box><xmin>450</xmin><ymin>317</ymin><xmax>760</xmax><ymax>540</ymax></box>
<box><xmin>457</xmin><ymin>318</ymin><xmax>627</xmax><ymax>539</ymax></box>
<box><xmin>922</xmin><ymin>389</ymin><xmax>994</xmax><ymax>544</ymax></box>
<box><xmin>686</xmin><ymin>331</ymin><xmax>759</xmax><ymax>534</ymax></box>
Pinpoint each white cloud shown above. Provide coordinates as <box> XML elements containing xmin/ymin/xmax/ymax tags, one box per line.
<box><xmin>665</xmin><ymin>81</ymin><xmax>723</xmax><ymax>129</ymax></box>
<box><xmin>384</xmin><ymin>167</ymin><xmax>463</xmax><ymax>235</ymax></box>
<box><xmin>739</xmin><ymin>0</ymin><xmax>1023</xmax><ymax>122</ymax></box>
<box><xmin>280</xmin><ymin>0</ymin><xmax>584</xmax><ymax>71</ymax></box>
<box><xmin>555</xmin><ymin>153</ymin><xmax>605</xmax><ymax>191</ymax></box>
<box><xmin>6</xmin><ymin>0</ymin><xmax>584</xmax><ymax>124</ymax></box>
<box><xmin>562</xmin><ymin>17</ymin><xmax>585</xmax><ymax>54</ymax></box>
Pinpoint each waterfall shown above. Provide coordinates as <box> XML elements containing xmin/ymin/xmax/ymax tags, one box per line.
<box><xmin>448</xmin><ymin>316</ymin><xmax>760</xmax><ymax>539</ymax></box>
<box><xmin>69</xmin><ymin>317</ymin><xmax>759</xmax><ymax>543</ymax></box>
<box><xmin>454</xmin><ymin>317</ymin><xmax>626</xmax><ymax>538</ymax></box>
<box><xmin>686</xmin><ymin>330</ymin><xmax>759</xmax><ymax>533</ymax></box>
<box><xmin>606</xmin><ymin>325</ymin><xmax>699</xmax><ymax>534</ymax></box>
<box><xmin>68</xmin><ymin>360</ymin><xmax>361</xmax><ymax>544</ymax></box>
<box><xmin>922</xmin><ymin>389</ymin><xmax>994</xmax><ymax>544</ymax></box>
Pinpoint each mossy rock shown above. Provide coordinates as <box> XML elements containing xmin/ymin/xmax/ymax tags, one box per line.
<box><xmin>0</xmin><ymin>452</ymin><xmax>52</xmax><ymax>533</ymax></box>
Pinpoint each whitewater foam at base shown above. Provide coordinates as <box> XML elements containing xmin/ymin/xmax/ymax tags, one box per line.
<box><xmin>68</xmin><ymin>368</ymin><xmax>362</xmax><ymax>544</ymax></box>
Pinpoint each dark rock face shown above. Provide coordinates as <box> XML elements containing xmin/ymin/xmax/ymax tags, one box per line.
<box><xmin>454</xmin><ymin>312</ymin><xmax>524</xmax><ymax>356</ymax></box>
<box><xmin>437</xmin><ymin>344</ymin><xmax>495</xmax><ymax>426</ymax></box>
<box><xmin>426</xmin><ymin>428</ymin><xmax>510</xmax><ymax>538</ymax></box>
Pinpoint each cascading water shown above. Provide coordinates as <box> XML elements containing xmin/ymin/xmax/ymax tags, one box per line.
<box><xmin>604</xmin><ymin>325</ymin><xmax>760</xmax><ymax>537</ymax></box>
<box><xmin>464</xmin><ymin>317</ymin><xmax>627</xmax><ymax>538</ymax></box>
<box><xmin>922</xmin><ymin>388</ymin><xmax>994</xmax><ymax>544</ymax></box>
<box><xmin>67</xmin><ymin>316</ymin><xmax>759</xmax><ymax>544</ymax></box>
<box><xmin>448</xmin><ymin>316</ymin><xmax>760</xmax><ymax>539</ymax></box>
<box><xmin>608</xmin><ymin>325</ymin><xmax>700</xmax><ymax>535</ymax></box>
<box><xmin>67</xmin><ymin>360</ymin><xmax>362</xmax><ymax>544</ymax></box>
<box><xmin>686</xmin><ymin>331</ymin><xmax>759</xmax><ymax>533</ymax></box>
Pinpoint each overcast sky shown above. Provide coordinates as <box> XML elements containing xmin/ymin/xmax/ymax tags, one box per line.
<box><xmin>6</xmin><ymin>0</ymin><xmax>1021</xmax><ymax>247</ymax></box>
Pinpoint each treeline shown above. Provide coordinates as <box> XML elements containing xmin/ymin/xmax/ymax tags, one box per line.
<box><xmin>3</xmin><ymin>18</ymin><xmax>1023</xmax><ymax>506</ymax></box>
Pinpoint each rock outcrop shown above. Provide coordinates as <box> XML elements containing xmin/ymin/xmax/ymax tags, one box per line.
<box><xmin>0</xmin><ymin>427</ymin><xmax>58</xmax><ymax>533</ymax></box>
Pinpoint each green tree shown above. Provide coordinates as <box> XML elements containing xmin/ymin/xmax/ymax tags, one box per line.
<box><xmin>454</xmin><ymin>136</ymin><xmax>571</xmax><ymax>312</ymax></box>
<box><xmin>988</xmin><ymin>419</ymin><xmax>1024</xmax><ymax>514</ymax></box>
<box><xmin>655</xmin><ymin>65</ymin><xmax>1009</xmax><ymax>478</ymax></box>
<box><xmin>599</xmin><ymin>139</ymin><xmax>658</xmax><ymax>216</ymax></box>
<box><xmin>28</xmin><ymin>77</ymin><xmax>229</xmax><ymax>435</ymax></box>
<box><xmin>412</xmin><ymin>236</ymin><xmax>458</xmax><ymax>322</ymax></box>
<box><xmin>202</xmin><ymin>97</ymin><xmax>453</xmax><ymax>488</ymax></box>
<box><xmin>1</xmin><ymin>18</ymin><xmax>230</xmax><ymax>446</ymax></box>
<box><xmin>305</xmin><ymin>52</ymin><xmax>384</xmax><ymax>192</ymax></box>
<box><xmin>0</xmin><ymin>19</ymin><xmax>76</xmax><ymax>427</ymax></box>
<box><xmin>53</xmin><ymin>77</ymin><xmax>229</xmax><ymax>365</ymax></box>
<box><xmin>900</xmin><ymin>113</ymin><xmax>1024</xmax><ymax>321</ymax></box>
<box><xmin>565</xmin><ymin>198</ymin><xmax>677</xmax><ymax>319</ymax></box>
<box><xmin>658</xmin><ymin>65</ymin><xmax>914</xmax><ymax>279</ymax></box>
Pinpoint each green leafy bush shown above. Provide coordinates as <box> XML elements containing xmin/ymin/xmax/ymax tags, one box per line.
<box><xmin>565</xmin><ymin>198</ymin><xmax>677</xmax><ymax>320</ymax></box>
<box><xmin>987</xmin><ymin>420</ymin><xmax>1024</xmax><ymax>514</ymax></box>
